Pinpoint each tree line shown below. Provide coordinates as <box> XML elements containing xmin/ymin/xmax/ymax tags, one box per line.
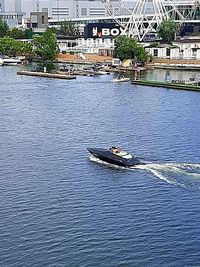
<box><xmin>0</xmin><ymin>19</ymin><xmax>80</xmax><ymax>60</ymax></box>
<box><xmin>0</xmin><ymin>28</ymin><xmax>58</xmax><ymax>61</ymax></box>
<box><xmin>0</xmin><ymin>18</ymin><xmax>59</xmax><ymax>61</ymax></box>
<box><xmin>0</xmin><ymin>19</ymin><xmax>80</xmax><ymax>39</ymax></box>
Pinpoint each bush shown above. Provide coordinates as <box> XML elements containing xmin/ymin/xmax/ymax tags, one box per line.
<box><xmin>148</xmin><ymin>42</ymin><xmax>159</xmax><ymax>48</ymax></box>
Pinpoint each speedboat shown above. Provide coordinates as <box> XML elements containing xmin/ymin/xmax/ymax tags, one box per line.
<box><xmin>87</xmin><ymin>146</ymin><xmax>140</xmax><ymax>167</ymax></box>
<box><xmin>112</xmin><ymin>76</ymin><xmax>130</xmax><ymax>83</ymax></box>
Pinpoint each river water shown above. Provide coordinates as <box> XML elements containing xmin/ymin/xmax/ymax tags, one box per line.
<box><xmin>0</xmin><ymin>66</ymin><xmax>200</xmax><ymax>266</ymax></box>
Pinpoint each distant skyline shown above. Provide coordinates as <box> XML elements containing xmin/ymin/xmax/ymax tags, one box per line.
<box><xmin>0</xmin><ymin>0</ymin><xmax>21</xmax><ymax>12</ymax></box>
<box><xmin>21</xmin><ymin>0</ymin><xmax>104</xmax><ymax>17</ymax></box>
<box><xmin>1</xmin><ymin>0</ymin><xmax>133</xmax><ymax>21</ymax></box>
<box><xmin>20</xmin><ymin>0</ymin><xmax>111</xmax><ymax>19</ymax></box>
<box><xmin>21</xmin><ymin>0</ymin><xmax>48</xmax><ymax>15</ymax></box>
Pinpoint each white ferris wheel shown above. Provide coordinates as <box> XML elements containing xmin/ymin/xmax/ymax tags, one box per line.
<box><xmin>102</xmin><ymin>0</ymin><xmax>200</xmax><ymax>41</ymax></box>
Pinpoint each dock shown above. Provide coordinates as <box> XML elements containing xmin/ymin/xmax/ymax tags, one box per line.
<box><xmin>131</xmin><ymin>80</ymin><xmax>200</xmax><ymax>92</ymax></box>
<box><xmin>17</xmin><ymin>71</ymin><xmax>76</xmax><ymax>80</ymax></box>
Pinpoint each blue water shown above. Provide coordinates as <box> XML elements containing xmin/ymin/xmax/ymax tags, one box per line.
<box><xmin>0</xmin><ymin>66</ymin><xmax>200</xmax><ymax>266</ymax></box>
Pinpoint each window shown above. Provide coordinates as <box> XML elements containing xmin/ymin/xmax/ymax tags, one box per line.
<box><xmin>153</xmin><ymin>49</ymin><xmax>158</xmax><ymax>57</ymax></box>
<box><xmin>42</xmin><ymin>15</ymin><xmax>44</xmax><ymax>24</ymax></box>
<box><xmin>81</xmin><ymin>8</ymin><xmax>87</xmax><ymax>16</ymax></box>
<box><xmin>166</xmin><ymin>48</ymin><xmax>170</xmax><ymax>57</ymax></box>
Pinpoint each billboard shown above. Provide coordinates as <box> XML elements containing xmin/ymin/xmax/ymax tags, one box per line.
<box><xmin>84</xmin><ymin>23</ymin><xmax>123</xmax><ymax>39</ymax></box>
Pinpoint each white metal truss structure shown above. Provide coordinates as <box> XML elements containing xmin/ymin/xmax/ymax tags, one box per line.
<box><xmin>125</xmin><ymin>0</ymin><xmax>169</xmax><ymax>41</ymax></box>
<box><xmin>102</xmin><ymin>0</ymin><xmax>200</xmax><ymax>41</ymax></box>
<box><xmin>164</xmin><ymin>0</ymin><xmax>200</xmax><ymax>22</ymax></box>
<box><xmin>103</xmin><ymin>0</ymin><xmax>132</xmax><ymax>27</ymax></box>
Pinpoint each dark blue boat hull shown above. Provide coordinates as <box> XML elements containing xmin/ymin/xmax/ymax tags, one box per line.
<box><xmin>87</xmin><ymin>147</ymin><xmax>140</xmax><ymax>167</ymax></box>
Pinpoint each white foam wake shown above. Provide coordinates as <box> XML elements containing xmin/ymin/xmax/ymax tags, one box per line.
<box><xmin>89</xmin><ymin>156</ymin><xmax>200</xmax><ymax>189</ymax></box>
<box><xmin>135</xmin><ymin>163</ymin><xmax>200</xmax><ymax>189</ymax></box>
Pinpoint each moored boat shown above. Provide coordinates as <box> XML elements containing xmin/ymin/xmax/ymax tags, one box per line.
<box><xmin>0</xmin><ymin>58</ymin><xmax>4</xmax><ymax>66</ymax></box>
<box><xmin>3</xmin><ymin>57</ymin><xmax>21</xmax><ymax>65</ymax></box>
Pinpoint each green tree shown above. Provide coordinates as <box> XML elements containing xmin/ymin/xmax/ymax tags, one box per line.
<box><xmin>0</xmin><ymin>19</ymin><xmax>9</xmax><ymax>37</ymax></box>
<box><xmin>32</xmin><ymin>27</ymin><xmax>58</xmax><ymax>61</ymax></box>
<box><xmin>8</xmin><ymin>27</ymin><xmax>24</xmax><ymax>39</ymax></box>
<box><xmin>18</xmin><ymin>42</ymin><xmax>33</xmax><ymax>57</ymax></box>
<box><xmin>157</xmin><ymin>20</ymin><xmax>180</xmax><ymax>44</ymax></box>
<box><xmin>59</xmin><ymin>21</ymin><xmax>80</xmax><ymax>36</ymax></box>
<box><xmin>114</xmin><ymin>35</ymin><xmax>149</xmax><ymax>64</ymax></box>
<box><xmin>0</xmin><ymin>36</ymin><xmax>33</xmax><ymax>57</ymax></box>
<box><xmin>23</xmin><ymin>28</ymin><xmax>33</xmax><ymax>39</ymax></box>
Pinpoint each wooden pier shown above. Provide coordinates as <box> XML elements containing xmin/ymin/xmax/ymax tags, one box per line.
<box><xmin>17</xmin><ymin>71</ymin><xmax>76</xmax><ymax>80</ymax></box>
<box><xmin>131</xmin><ymin>80</ymin><xmax>200</xmax><ymax>92</ymax></box>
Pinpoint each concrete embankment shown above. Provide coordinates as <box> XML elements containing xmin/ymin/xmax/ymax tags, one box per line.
<box><xmin>17</xmin><ymin>71</ymin><xmax>76</xmax><ymax>79</ymax></box>
<box><xmin>131</xmin><ymin>80</ymin><xmax>200</xmax><ymax>92</ymax></box>
<box><xmin>148</xmin><ymin>59</ymin><xmax>200</xmax><ymax>70</ymax></box>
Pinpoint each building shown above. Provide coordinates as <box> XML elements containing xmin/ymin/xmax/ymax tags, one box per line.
<box><xmin>0</xmin><ymin>0</ymin><xmax>5</xmax><ymax>12</ymax></box>
<box><xmin>29</xmin><ymin>11</ymin><xmax>48</xmax><ymax>29</ymax></box>
<box><xmin>20</xmin><ymin>0</ymin><xmax>200</xmax><ymax>41</ymax></box>
<box><xmin>21</xmin><ymin>0</ymin><xmax>133</xmax><ymax>19</ymax></box>
<box><xmin>5</xmin><ymin>0</ymin><xmax>21</xmax><ymax>12</ymax></box>
<box><xmin>0</xmin><ymin>0</ymin><xmax>24</xmax><ymax>27</ymax></box>
<box><xmin>145</xmin><ymin>38</ymin><xmax>200</xmax><ymax>60</ymax></box>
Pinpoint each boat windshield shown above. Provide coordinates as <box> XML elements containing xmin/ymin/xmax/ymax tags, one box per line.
<box><xmin>110</xmin><ymin>146</ymin><xmax>121</xmax><ymax>154</ymax></box>
<box><xmin>110</xmin><ymin>147</ymin><xmax>133</xmax><ymax>159</ymax></box>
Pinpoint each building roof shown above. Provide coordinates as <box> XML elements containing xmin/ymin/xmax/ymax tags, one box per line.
<box><xmin>174</xmin><ymin>37</ymin><xmax>200</xmax><ymax>43</ymax></box>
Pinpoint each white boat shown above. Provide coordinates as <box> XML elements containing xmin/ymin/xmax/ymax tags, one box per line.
<box><xmin>3</xmin><ymin>57</ymin><xmax>21</xmax><ymax>65</ymax></box>
<box><xmin>112</xmin><ymin>76</ymin><xmax>130</xmax><ymax>83</ymax></box>
<box><xmin>0</xmin><ymin>58</ymin><xmax>4</xmax><ymax>66</ymax></box>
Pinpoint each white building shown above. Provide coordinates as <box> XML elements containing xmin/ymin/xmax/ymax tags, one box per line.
<box><xmin>145</xmin><ymin>38</ymin><xmax>200</xmax><ymax>60</ymax></box>
<box><xmin>145</xmin><ymin>46</ymin><xmax>180</xmax><ymax>59</ymax></box>
<box><xmin>21</xmin><ymin>0</ymin><xmax>105</xmax><ymax>18</ymax></box>
<box><xmin>0</xmin><ymin>0</ymin><xmax>24</xmax><ymax>27</ymax></box>
<box><xmin>0</xmin><ymin>0</ymin><xmax>5</xmax><ymax>12</ymax></box>
<box><xmin>21</xmin><ymin>0</ymin><xmax>134</xmax><ymax>19</ymax></box>
<box><xmin>5</xmin><ymin>0</ymin><xmax>21</xmax><ymax>12</ymax></box>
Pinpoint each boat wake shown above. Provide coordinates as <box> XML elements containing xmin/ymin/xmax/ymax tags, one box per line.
<box><xmin>89</xmin><ymin>156</ymin><xmax>200</xmax><ymax>190</ymax></box>
<box><xmin>135</xmin><ymin>163</ymin><xmax>200</xmax><ymax>189</ymax></box>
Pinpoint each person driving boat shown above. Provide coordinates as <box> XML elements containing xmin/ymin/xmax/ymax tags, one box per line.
<box><xmin>110</xmin><ymin>146</ymin><xmax>121</xmax><ymax>154</ymax></box>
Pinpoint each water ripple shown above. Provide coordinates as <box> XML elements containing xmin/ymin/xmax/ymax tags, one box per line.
<box><xmin>0</xmin><ymin>67</ymin><xmax>200</xmax><ymax>266</ymax></box>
